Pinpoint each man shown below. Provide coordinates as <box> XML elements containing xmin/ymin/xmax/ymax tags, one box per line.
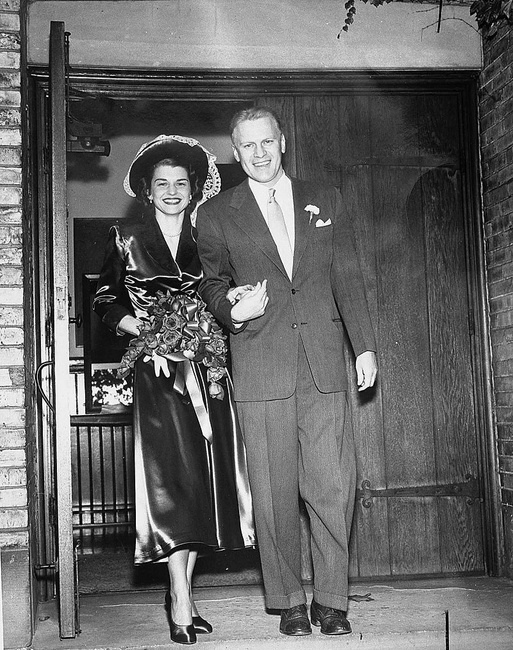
<box><xmin>196</xmin><ymin>106</ymin><xmax>377</xmax><ymax>637</ymax></box>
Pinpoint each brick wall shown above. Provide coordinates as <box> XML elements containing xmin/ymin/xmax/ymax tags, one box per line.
<box><xmin>0</xmin><ymin>0</ymin><xmax>33</xmax><ymax>647</ymax></box>
<box><xmin>480</xmin><ymin>21</ymin><xmax>513</xmax><ymax>578</ymax></box>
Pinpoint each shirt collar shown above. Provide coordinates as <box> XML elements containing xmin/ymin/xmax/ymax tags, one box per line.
<box><xmin>248</xmin><ymin>172</ymin><xmax>291</xmax><ymax>200</ymax></box>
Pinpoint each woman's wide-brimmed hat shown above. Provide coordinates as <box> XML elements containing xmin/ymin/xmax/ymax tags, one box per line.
<box><xmin>123</xmin><ymin>134</ymin><xmax>221</xmax><ymax>217</ymax></box>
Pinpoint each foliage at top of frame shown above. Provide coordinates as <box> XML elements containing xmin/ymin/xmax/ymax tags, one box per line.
<box><xmin>340</xmin><ymin>0</ymin><xmax>513</xmax><ymax>37</ymax></box>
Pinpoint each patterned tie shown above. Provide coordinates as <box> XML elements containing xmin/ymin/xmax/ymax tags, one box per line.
<box><xmin>267</xmin><ymin>188</ymin><xmax>293</xmax><ymax>278</ymax></box>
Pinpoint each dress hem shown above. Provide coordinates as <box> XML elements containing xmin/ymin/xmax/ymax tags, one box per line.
<box><xmin>135</xmin><ymin>540</ymin><xmax>258</xmax><ymax>564</ymax></box>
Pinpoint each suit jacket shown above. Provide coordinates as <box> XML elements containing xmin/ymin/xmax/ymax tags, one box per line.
<box><xmin>196</xmin><ymin>177</ymin><xmax>376</xmax><ymax>402</ymax></box>
<box><xmin>93</xmin><ymin>212</ymin><xmax>202</xmax><ymax>330</ymax></box>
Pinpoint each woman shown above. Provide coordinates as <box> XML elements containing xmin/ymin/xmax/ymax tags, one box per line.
<box><xmin>93</xmin><ymin>135</ymin><xmax>255</xmax><ymax>645</ymax></box>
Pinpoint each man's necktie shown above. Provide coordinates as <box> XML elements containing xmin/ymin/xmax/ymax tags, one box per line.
<box><xmin>267</xmin><ymin>188</ymin><xmax>293</xmax><ymax>278</ymax></box>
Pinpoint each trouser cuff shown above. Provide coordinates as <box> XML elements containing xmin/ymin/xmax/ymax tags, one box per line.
<box><xmin>265</xmin><ymin>589</ymin><xmax>306</xmax><ymax>610</ymax></box>
<box><xmin>313</xmin><ymin>588</ymin><xmax>348</xmax><ymax>611</ymax></box>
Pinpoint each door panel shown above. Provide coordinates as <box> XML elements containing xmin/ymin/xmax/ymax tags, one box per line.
<box><xmin>49</xmin><ymin>20</ymin><xmax>77</xmax><ymax>636</ymax></box>
<box><xmin>287</xmin><ymin>93</ymin><xmax>485</xmax><ymax>577</ymax></box>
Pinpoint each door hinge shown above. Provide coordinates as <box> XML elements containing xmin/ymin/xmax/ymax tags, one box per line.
<box><xmin>357</xmin><ymin>475</ymin><xmax>480</xmax><ymax>509</ymax></box>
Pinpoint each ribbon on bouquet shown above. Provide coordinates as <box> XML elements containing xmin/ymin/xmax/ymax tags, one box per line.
<box><xmin>170</xmin><ymin>356</ymin><xmax>213</xmax><ymax>444</ymax></box>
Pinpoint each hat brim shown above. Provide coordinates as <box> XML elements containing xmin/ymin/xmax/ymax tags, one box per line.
<box><xmin>128</xmin><ymin>139</ymin><xmax>209</xmax><ymax>196</ymax></box>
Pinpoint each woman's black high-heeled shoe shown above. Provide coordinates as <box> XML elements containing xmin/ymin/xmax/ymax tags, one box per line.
<box><xmin>169</xmin><ymin>620</ymin><xmax>196</xmax><ymax>645</ymax></box>
<box><xmin>192</xmin><ymin>615</ymin><xmax>213</xmax><ymax>634</ymax></box>
<box><xmin>165</xmin><ymin>590</ymin><xmax>213</xmax><ymax>635</ymax></box>
<box><xmin>164</xmin><ymin>592</ymin><xmax>197</xmax><ymax>645</ymax></box>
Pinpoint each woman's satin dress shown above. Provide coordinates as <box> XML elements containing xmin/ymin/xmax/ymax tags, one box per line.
<box><xmin>93</xmin><ymin>212</ymin><xmax>255</xmax><ymax>563</ymax></box>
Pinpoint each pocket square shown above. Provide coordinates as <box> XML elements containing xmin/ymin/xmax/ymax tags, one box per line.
<box><xmin>316</xmin><ymin>218</ymin><xmax>332</xmax><ymax>227</ymax></box>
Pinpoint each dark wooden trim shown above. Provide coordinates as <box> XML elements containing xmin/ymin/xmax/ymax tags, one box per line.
<box><xmin>27</xmin><ymin>66</ymin><xmax>480</xmax><ymax>99</ymax></box>
<box><xmin>70</xmin><ymin>413</ymin><xmax>132</xmax><ymax>427</ymax></box>
<box><xmin>459</xmin><ymin>78</ymin><xmax>504</xmax><ymax>577</ymax></box>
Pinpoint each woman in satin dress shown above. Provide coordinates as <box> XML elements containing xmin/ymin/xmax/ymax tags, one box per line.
<box><xmin>93</xmin><ymin>135</ymin><xmax>255</xmax><ymax>645</ymax></box>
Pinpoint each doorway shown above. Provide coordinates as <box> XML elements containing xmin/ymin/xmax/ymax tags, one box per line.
<box><xmin>27</xmin><ymin>68</ymin><xmax>493</xmax><ymax>603</ymax></box>
<box><xmin>65</xmin><ymin>95</ymin><xmax>262</xmax><ymax>595</ymax></box>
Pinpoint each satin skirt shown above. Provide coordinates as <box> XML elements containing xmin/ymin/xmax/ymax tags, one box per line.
<box><xmin>133</xmin><ymin>357</ymin><xmax>255</xmax><ymax>564</ymax></box>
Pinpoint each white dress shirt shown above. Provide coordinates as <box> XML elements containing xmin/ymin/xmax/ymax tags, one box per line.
<box><xmin>248</xmin><ymin>173</ymin><xmax>295</xmax><ymax>253</ymax></box>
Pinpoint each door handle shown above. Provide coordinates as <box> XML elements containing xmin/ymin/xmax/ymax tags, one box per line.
<box><xmin>70</xmin><ymin>314</ymin><xmax>83</xmax><ymax>328</ymax></box>
<box><xmin>35</xmin><ymin>360</ymin><xmax>55</xmax><ymax>412</ymax></box>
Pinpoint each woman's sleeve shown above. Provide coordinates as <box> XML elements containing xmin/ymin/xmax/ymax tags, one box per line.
<box><xmin>92</xmin><ymin>225</ymin><xmax>133</xmax><ymax>333</ymax></box>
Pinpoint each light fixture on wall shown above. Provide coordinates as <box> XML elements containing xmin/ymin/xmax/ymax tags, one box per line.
<box><xmin>66</xmin><ymin>113</ymin><xmax>111</xmax><ymax>156</ymax></box>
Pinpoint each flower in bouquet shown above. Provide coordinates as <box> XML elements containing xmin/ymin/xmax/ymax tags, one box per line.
<box><xmin>117</xmin><ymin>290</ymin><xmax>228</xmax><ymax>399</ymax></box>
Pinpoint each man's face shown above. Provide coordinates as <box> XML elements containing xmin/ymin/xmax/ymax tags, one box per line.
<box><xmin>232</xmin><ymin>116</ymin><xmax>286</xmax><ymax>187</ymax></box>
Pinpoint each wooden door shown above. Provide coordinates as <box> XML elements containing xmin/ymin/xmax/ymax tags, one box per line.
<box><xmin>49</xmin><ymin>21</ymin><xmax>78</xmax><ymax>636</ymax></box>
<box><xmin>264</xmin><ymin>93</ymin><xmax>485</xmax><ymax>578</ymax></box>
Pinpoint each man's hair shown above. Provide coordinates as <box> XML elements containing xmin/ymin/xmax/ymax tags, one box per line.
<box><xmin>229</xmin><ymin>106</ymin><xmax>283</xmax><ymax>143</ymax></box>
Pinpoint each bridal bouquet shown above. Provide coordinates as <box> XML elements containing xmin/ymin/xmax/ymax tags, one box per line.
<box><xmin>117</xmin><ymin>290</ymin><xmax>228</xmax><ymax>399</ymax></box>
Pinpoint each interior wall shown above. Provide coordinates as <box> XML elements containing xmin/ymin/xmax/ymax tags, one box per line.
<box><xmin>67</xmin><ymin>102</ymin><xmax>239</xmax><ymax>220</ymax></box>
<box><xmin>26</xmin><ymin>0</ymin><xmax>481</xmax><ymax>70</ymax></box>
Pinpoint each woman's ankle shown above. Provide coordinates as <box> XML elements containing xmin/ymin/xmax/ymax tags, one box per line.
<box><xmin>168</xmin><ymin>589</ymin><xmax>192</xmax><ymax>625</ymax></box>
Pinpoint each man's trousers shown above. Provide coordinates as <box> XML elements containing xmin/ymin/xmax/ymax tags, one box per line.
<box><xmin>236</xmin><ymin>342</ymin><xmax>356</xmax><ymax>611</ymax></box>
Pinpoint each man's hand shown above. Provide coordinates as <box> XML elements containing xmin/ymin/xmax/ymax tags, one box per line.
<box><xmin>231</xmin><ymin>280</ymin><xmax>268</xmax><ymax>324</ymax></box>
<box><xmin>356</xmin><ymin>350</ymin><xmax>377</xmax><ymax>391</ymax></box>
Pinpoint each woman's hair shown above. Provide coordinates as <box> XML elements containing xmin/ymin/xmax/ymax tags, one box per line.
<box><xmin>135</xmin><ymin>157</ymin><xmax>203</xmax><ymax>215</ymax></box>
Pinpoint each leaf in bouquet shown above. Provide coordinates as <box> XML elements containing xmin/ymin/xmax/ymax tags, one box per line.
<box><xmin>181</xmin><ymin>337</ymin><xmax>200</xmax><ymax>355</ymax></box>
<box><xmin>117</xmin><ymin>364</ymin><xmax>132</xmax><ymax>379</ymax></box>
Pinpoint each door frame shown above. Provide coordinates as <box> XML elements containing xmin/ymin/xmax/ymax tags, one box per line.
<box><xmin>24</xmin><ymin>67</ymin><xmax>502</xmax><ymax>593</ymax></box>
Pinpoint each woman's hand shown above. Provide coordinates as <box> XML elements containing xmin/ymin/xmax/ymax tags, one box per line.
<box><xmin>231</xmin><ymin>280</ymin><xmax>268</xmax><ymax>324</ymax></box>
<box><xmin>226</xmin><ymin>284</ymin><xmax>254</xmax><ymax>305</ymax></box>
<box><xmin>117</xmin><ymin>314</ymin><xmax>144</xmax><ymax>337</ymax></box>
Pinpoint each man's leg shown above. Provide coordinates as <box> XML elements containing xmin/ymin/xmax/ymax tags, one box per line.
<box><xmin>296</xmin><ymin>345</ymin><xmax>356</xmax><ymax>612</ymax></box>
<box><xmin>236</xmin><ymin>397</ymin><xmax>306</xmax><ymax>610</ymax></box>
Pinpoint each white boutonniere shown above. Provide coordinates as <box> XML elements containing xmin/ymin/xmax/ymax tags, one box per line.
<box><xmin>305</xmin><ymin>204</ymin><xmax>320</xmax><ymax>224</ymax></box>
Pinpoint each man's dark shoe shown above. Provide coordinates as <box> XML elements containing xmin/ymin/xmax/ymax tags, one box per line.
<box><xmin>279</xmin><ymin>604</ymin><xmax>312</xmax><ymax>636</ymax></box>
<box><xmin>310</xmin><ymin>600</ymin><xmax>352</xmax><ymax>635</ymax></box>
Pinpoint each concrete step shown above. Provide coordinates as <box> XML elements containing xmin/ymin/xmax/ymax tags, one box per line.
<box><xmin>30</xmin><ymin>578</ymin><xmax>513</xmax><ymax>650</ymax></box>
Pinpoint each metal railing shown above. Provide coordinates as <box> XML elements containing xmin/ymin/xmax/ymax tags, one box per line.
<box><xmin>70</xmin><ymin>413</ymin><xmax>134</xmax><ymax>553</ymax></box>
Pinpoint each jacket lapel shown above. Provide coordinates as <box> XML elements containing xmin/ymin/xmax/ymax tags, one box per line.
<box><xmin>176</xmin><ymin>213</ymin><xmax>199</xmax><ymax>273</ymax></box>
<box><xmin>291</xmin><ymin>179</ymin><xmax>314</xmax><ymax>278</ymax></box>
<box><xmin>229</xmin><ymin>180</ymin><xmax>286</xmax><ymax>275</ymax></box>
<box><xmin>229</xmin><ymin>178</ymin><xmax>319</xmax><ymax>280</ymax></box>
<box><xmin>136</xmin><ymin>212</ymin><xmax>180</xmax><ymax>275</ymax></box>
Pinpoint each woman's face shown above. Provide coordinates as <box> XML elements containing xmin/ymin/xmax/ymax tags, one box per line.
<box><xmin>148</xmin><ymin>164</ymin><xmax>191</xmax><ymax>218</ymax></box>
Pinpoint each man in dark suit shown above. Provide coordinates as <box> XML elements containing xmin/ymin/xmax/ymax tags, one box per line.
<box><xmin>196</xmin><ymin>106</ymin><xmax>377</xmax><ymax>637</ymax></box>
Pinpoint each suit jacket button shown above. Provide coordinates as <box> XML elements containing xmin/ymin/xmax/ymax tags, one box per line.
<box><xmin>291</xmin><ymin>323</ymin><xmax>298</xmax><ymax>329</ymax></box>
<box><xmin>291</xmin><ymin>288</ymin><xmax>297</xmax><ymax>294</ymax></box>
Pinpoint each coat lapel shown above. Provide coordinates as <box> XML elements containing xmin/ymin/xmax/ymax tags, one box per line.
<box><xmin>291</xmin><ymin>180</ymin><xmax>314</xmax><ymax>278</ymax></box>
<box><xmin>229</xmin><ymin>180</ymin><xmax>286</xmax><ymax>275</ymax></box>
<box><xmin>139</xmin><ymin>212</ymin><xmax>199</xmax><ymax>277</ymax></box>
<box><xmin>176</xmin><ymin>213</ymin><xmax>198</xmax><ymax>273</ymax></box>
<box><xmin>137</xmin><ymin>212</ymin><xmax>180</xmax><ymax>275</ymax></box>
<box><xmin>229</xmin><ymin>178</ymin><xmax>319</xmax><ymax>280</ymax></box>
